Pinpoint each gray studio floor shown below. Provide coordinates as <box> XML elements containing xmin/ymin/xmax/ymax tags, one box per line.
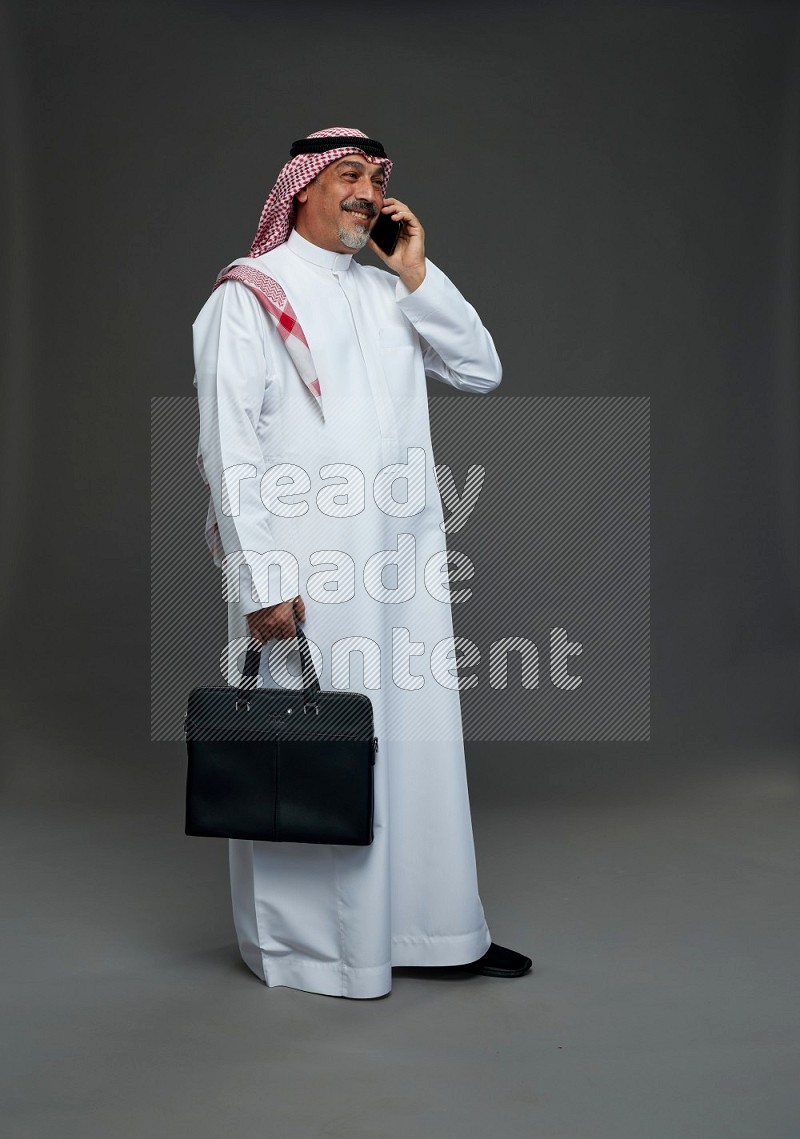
<box><xmin>3</xmin><ymin>723</ymin><xmax>799</xmax><ymax>1139</ymax></box>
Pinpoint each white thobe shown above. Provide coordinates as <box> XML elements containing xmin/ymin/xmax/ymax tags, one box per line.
<box><xmin>192</xmin><ymin>226</ymin><xmax>502</xmax><ymax>998</ymax></box>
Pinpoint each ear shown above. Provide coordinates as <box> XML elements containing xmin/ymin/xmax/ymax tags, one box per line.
<box><xmin>296</xmin><ymin>174</ymin><xmax>320</xmax><ymax>205</ymax></box>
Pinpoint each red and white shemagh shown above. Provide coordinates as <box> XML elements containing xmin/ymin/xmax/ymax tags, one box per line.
<box><xmin>196</xmin><ymin>127</ymin><xmax>393</xmax><ymax>567</ymax></box>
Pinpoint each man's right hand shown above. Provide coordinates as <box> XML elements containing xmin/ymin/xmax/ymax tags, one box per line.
<box><xmin>246</xmin><ymin>595</ymin><xmax>306</xmax><ymax>646</ymax></box>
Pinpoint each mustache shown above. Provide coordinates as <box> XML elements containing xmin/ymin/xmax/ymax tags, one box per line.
<box><xmin>341</xmin><ymin>200</ymin><xmax>377</xmax><ymax>217</ymax></box>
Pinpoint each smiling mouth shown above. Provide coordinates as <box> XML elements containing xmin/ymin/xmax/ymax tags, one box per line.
<box><xmin>345</xmin><ymin>210</ymin><xmax>374</xmax><ymax>223</ymax></box>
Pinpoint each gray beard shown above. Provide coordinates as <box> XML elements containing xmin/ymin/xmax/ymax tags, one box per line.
<box><xmin>336</xmin><ymin>212</ymin><xmax>371</xmax><ymax>251</ymax></box>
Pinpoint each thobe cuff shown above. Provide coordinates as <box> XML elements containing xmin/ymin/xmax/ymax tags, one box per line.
<box><xmin>393</xmin><ymin>256</ymin><xmax>442</xmax><ymax>318</ymax></box>
<box><xmin>234</xmin><ymin>564</ymin><xmax>267</xmax><ymax>618</ymax></box>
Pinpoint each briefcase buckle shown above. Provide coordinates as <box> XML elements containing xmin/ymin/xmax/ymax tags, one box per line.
<box><xmin>235</xmin><ymin>697</ymin><xmax>251</xmax><ymax>712</ymax></box>
<box><xmin>303</xmin><ymin>702</ymin><xmax>320</xmax><ymax>715</ymax></box>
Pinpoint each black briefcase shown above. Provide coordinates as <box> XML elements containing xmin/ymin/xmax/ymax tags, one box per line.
<box><xmin>184</xmin><ymin>619</ymin><xmax>378</xmax><ymax>845</ymax></box>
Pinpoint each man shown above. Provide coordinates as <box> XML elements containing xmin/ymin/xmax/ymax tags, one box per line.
<box><xmin>192</xmin><ymin>126</ymin><xmax>531</xmax><ymax>998</ymax></box>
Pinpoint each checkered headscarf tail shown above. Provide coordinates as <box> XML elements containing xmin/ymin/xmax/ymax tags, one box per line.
<box><xmin>213</xmin><ymin>262</ymin><xmax>322</xmax><ymax>413</ymax></box>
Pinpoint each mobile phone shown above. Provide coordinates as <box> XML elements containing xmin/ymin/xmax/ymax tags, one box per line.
<box><xmin>370</xmin><ymin>209</ymin><xmax>402</xmax><ymax>256</ymax></box>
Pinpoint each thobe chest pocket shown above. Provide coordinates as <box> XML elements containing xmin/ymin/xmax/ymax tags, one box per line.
<box><xmin>377</xmin><ymin>325</ymin><xmax>422</xmax><ymax>426</ymax></box>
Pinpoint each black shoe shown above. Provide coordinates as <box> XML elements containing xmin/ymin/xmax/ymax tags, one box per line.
<box><xmin>460</xmin><ymin>942</ymin><xmax>533</xmax><ymax>977</ymax></box>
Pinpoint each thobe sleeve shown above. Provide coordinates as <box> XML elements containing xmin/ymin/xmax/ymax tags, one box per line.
<box><xmin>192</xmin><ymin>279</ymin><xmax>278</xmax><ymax>619</ymax></box>
<box><xmin>394</xmin><ymin>258</ymin><xmax>503</xmax><ymax>393</ymax></box>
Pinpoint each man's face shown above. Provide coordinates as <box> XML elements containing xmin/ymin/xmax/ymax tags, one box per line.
<box><xmin>294</xmin><ymin>156</ymin><xmax>385</xmax><ymax>253</ymax></box>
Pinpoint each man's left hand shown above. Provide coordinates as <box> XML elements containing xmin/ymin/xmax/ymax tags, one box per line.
<box><xmin>368</xmin><ymin>197</ymin><xmax>426</xmax><ymax>293</ymax></box>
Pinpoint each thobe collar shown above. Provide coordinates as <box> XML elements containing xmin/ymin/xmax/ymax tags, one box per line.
<box><xmin>286</xmin><ymin>226</ymin><xmax>354</xmax><ymax>271</ymax></box>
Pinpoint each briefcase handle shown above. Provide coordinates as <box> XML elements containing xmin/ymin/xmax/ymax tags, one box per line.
<box><xmin>239</xmin><ymin>617</ymin><xmax>322</xmax><ymax>713</ymax></box>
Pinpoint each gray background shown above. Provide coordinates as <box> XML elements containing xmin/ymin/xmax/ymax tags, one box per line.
<box><xmin>2</xmin><ymin>2</ymin><xmax>799</xmax><ymax>1137</ymax></box>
